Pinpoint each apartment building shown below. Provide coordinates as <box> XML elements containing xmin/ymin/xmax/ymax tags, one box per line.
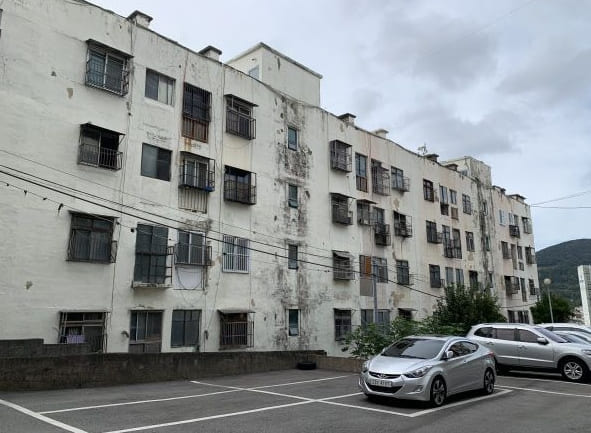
<box><xmin>0</xmin><ymin>0</ymin><xmax>539</xmax><ymax>356</ymax></box>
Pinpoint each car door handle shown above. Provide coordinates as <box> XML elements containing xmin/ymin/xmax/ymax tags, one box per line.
<box><xmin>485</xmin><ymin>341</ymin><xmax>494</xmax><ymax>346</ymax></box>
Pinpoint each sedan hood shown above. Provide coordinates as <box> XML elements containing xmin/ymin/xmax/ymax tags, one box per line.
<box><xmin>368</xmin><ymin>355</ymin><xmax>429</xmax><ymax>374</ymax></box>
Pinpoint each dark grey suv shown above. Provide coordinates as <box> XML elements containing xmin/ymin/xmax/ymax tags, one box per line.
<box><xmin>467</xmin><ymin>323</ymin><xmax>591</xmax><ymax>382</ymax></box>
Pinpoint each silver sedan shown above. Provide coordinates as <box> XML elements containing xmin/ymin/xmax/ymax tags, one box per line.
<box><xmin>359</xmin><ymin>335</ymin><xmax>496</xmax><ymax>406</ymax></box>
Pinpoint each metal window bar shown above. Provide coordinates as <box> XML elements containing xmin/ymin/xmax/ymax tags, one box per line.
<box><xmin>222</xmin><ymin>236</ymin><xmax>250</xmax><ymax>272</ymax></box>
<box><xmin>85</xmin><ymin>49</ymin><xmax>128</xmax><ymax>96</ymax></box>
<box><xmin>509</xmin><ymin>225</ymin><xmax>521</xmax><ymax>238</ymax></box>
<box><xmin>220</xmin><ymin>320</ymin><xmax>254</xmax><ymax>348</ymax></box>
<box><xmin>374</xmin><ymin>222</ymin><xmax>391</xmax><ymax>246</ymax></box>
<box><xmin>134</xmin><ymin>246</ymin><xmax>174</xmax><ymax>284</ymax></box>
<box><xmin>78</xmin><ymin>142</ymin><xmax>122</xmax><ymax>170</ymax></box>
<box><xmin>356</xmin><ymin>176</ymin><xmax>368</xmax><ymax>192</ymax></box>
<box><xmin>526</xmin><ymin>249</ymin><xmax>536</xmax><ymax>264</ymax></box>
<box><xmin>333</xmin><ymin>255</ymin><xmax>354</xmax><ymax>280</ymax></box>
<box><xmin>67</xmin><ymin>231</ymin><xmax>117</xmax><ymax>263</ymax></box>
<box><xmin>58</xmin><ymin>312</ymin><xmax>106</xmax><ymax>352</ymax></box>
<box><xmin>334</xmin><ymin>313</ymin><xmax>352</xmax><ymax>340</ymax></box>
<box><xmin>179</xmin><ymin>159</ymin><xmax>215</xmax><ymax>191</ymax></box>
<box><xmin>330</xmin><ymin>140</ymin><xmax>352</xmax><ymax>171</ymax></box>
<box><xmin>396</xmin><ymin>265</ymin><xmax>410</xmax><ymax>285</ymax></box>
<box><xmin>394</xmin><ymin>222</ymin><xmax>413</xmax><ymax>237</ymax></box>
<box><xmin>331</xmin><ymin>198</ymin><xmax>352</xmax><ymax>225</ymax></box>
<box><xmin>371</xmin><ymin>165</ymin><xmax>391</xmax><ymax>195</ymax></box>
<box><xmin>182</xmin><ymin>117</ymin><xmax>209</xmax><ymax>142</ymax></box>
<box><xmin>392</xmin><ymin>175</ymin><xmax>410</xmax><ymax>192</ymax></box>
<box><xmin>226</xmin><ymin>107</ymin><xmax>256</xmax><ymax>139</ymax></box>
<box><xmin>175</xmin><ymin>243</ymin><xmax>211</xmax><ymax>266</ymax></box>
<box><xmin>224</xmin><ymin>178</ymin><xmax>257</xmax><ymax>204</ymax></box>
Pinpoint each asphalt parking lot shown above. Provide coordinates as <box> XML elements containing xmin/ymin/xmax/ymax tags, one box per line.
<box><xmin>1</xmin><ymin>369</ymin><xmax>590</xmax><ymax>433</ymax></box>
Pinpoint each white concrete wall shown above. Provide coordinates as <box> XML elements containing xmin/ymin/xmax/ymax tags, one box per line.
<box><xmin>0</xmin><ymin>0</ymin><xmax>540</xmax><ymax>356</ymax></box>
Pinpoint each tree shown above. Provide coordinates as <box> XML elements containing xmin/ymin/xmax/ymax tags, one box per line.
<box><xmin>431</xmin><ymin>285</ymin><xmax>505</xmax><ymax>335</ymax></box>
<box><xmin>530</xmin><ymin>293</ymin><xmax>574</xmax><ymax>323</ymax></box>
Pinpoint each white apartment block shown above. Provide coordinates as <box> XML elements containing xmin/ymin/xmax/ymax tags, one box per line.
<box><xmin>577</xmin><ymin>265</ymin><xmax>591</xmax><ymax>326</ymax></box>
<box><xmin>0</xmin><ymin>0</ymin><xmax>539</xmax><ymax>356</ymax></box>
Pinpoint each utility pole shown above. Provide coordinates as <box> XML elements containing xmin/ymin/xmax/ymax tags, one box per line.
<box><xmin>373</xmin><ymin>259</ymin><xmax>378</xmax><ymax>324</ymax></box>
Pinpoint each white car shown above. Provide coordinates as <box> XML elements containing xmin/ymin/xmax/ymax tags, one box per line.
<box><xmin>358</xmin><ymin>335</ymin><xmax>496</xmax><ymax>407</ymax></box>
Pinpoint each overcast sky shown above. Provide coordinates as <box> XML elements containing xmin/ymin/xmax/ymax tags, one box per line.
<box><xmin>93</xmin><ymin>0</ymin><xmax>591</xmax><ymax>250</ymax></box>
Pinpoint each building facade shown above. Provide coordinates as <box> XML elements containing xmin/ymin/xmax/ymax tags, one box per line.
<box><xmin>0</xmin><ymin>0</ymin><xmax>539</xmax><ymax>356</ymax></box>
<box><xmin>577</xmin><ymin>265</ymin><xmax>591</xmax><ymax>326</ymax></box>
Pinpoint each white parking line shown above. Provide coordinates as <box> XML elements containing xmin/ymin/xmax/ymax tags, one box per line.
<box><xmin>39</xmin><ymin>389</ymin><xmax>243</xmax><ymax>414</ymax></box>
<box><xmin>0</xmin><ymin>398</ymin><xmax>88</xmax><ymax>433</ymax></box>
<box><xmin>497</xmin><ymin>385</ymin><xmax>591</xmax><ymax>398</ymax></box>
<box><xmin>499</xmin><ymin>375</ymin><xmax>591</xmax><ymax>386</ymax></box>
<box><xmin>408</xmin><ymin>389</ymin><xmax>513</xmax><ymax>417</ymax></box>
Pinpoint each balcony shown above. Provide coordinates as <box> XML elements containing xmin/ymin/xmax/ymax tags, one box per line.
<box><xmin>226</xmin><ymin>108</ymin><xmax>256</xmax><ymax>139</ymax></box>
<box><xmin>78</xmin><ymin>142</ymin><xmax>122</xmax><ymax>170</ymax></box>
<box><xmin>509</xmin><ymin>224</ymin><xmax>520</xmax><ymax>238</ymax></box>
<box><xmin>330</xmin><ymin>140</ymin><xmax>352</xmax><ymax>172</ymax></box>
<box><xmin>394</xmin><ymin>222</ymin><xmax>413</xmax><ymax>237</ymax></box>
<box><xmin>175</xmin><ymin>244</ymin><xmax>212</xmax><ymax>266</ymax></box>
<box><xmin>224</xmin><ymin>179</ymin><xmax>256</xmax><ymax>205</ymax></box>
<box><xmin>374</xmin><ymin>223</ymin><xmax>391</xmax><ymax>246</ymax></box>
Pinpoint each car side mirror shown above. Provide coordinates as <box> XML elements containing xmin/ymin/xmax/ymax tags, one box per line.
<box><xmin>442</xmin><ymin>350</ymin><xmax>454</xmax><ymax>360</ymax></box>
<box><xmin>537</xmin><ymin>337</ymin><xmax>548</xmax><ymax>345</ymax></box>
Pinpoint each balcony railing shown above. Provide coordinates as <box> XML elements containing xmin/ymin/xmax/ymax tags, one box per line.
<box><xmin>220</xmin><ymin>320</ymin><xmax>254</xmax><ymax>348</ymax></box>
<box><xmin>226</xmin><ymin>108</ymin><xmax>256</xmax><ymax>139</ymax></box>
<box><xmin>224</xmin><ymin>180</ymin><xmax>256</xmax><ymax>205</ymax></box>
<box><xmin>330</xmin><ymin>141</ymin><xmax>352</xmax><ymax>172</ymax></box>
<box><xmin>78</xmin><ymin>142</ymin><xmax>122</xmax><ymax>170</ymax></box>
<box><xmin>332</xmin><ymin>202</ymin><xmax>353</xmax><ymax>225</ymax></box>
<box><xmin>372</xmin><ymin>168</ymin><xmax>390</xmax><ymax>196</ymax></box>
<box><xmin>179</xmin><ymin>168</ymin><xmax>215</xmax><ymax>192</ymax></box>
<box><xmin>431</xmin><ymin>278</ymin><xmax>444</xmax><ymax>289</ymax></box>
<box><xmin>334</xmin><ymin>266</ymin><xmax>355</xmax><ymax>280</ymax></box>
<box><xmin>443</xmin><ymin>241</ymin><xmax>454</xmax><ymax>258</ymax></box>
<box><xmin>175</xmin><ymin>243</ymin><xmax>212</xmax><ymax>266</ymax></box>
<box><xmin>356</xmin><ymin>176</ymin><xmax>368</xmax><ymax>192</ymax></box>
<box><xmin>427</xmin><ymin>231</ymin><xmax>443</xmax><ymax>244</ymax></box>
<box><xmin>394</xmin><ymin>222</ymin><xmax>413</xmax><ymax>237</ymax></box>
<box><xmin>506</xmin><ymin>283</ymin><xmax>520</xmax><ymax>295</ymax></box>
<box><xmin>182</xmin><ymin>116</ymin><xmax>209</xmax><ymax>142</ymax></box>
<box><xmin>392</xmin><ymin>176</ymin><xmax>410</xmax><ymax>192</ymax></box>
<box><xmin>509</xmin><ymin>224</ymin><xmax>521</xmax><ymax>238</ymax></box>
<box><xmin>374</xmin><ymin>223</ymin><xmax>391</xmax><ymax>246</ymax></box>
<box><xmin>67</xmin><ymin>233</ymin><xmax>117</xmax><ymax>263</ymax></box>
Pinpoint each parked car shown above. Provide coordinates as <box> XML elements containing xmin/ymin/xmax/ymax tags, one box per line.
<box><xmin>554</xmin><ymin>331</ymin><xmax>591</xmax><ymax>345</ymax></box>
<box><xmin>538</xmin><ymin>323</ymin><xmax>591</xmax><ymax>337</ymax></box>
<box><xmin>467</xmin><ymin>323</ymin><xmax>591</xmax><ymax>382</ymax></box>
<box><xmin>358</xmin><ymin>335</ymin><xmax>496</xmax><ymax>407</ymax></box>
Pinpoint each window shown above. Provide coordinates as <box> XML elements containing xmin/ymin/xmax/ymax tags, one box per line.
<box><xmin>171</xmin><ymin>310</ymin><xmax>200</xmax><ymax>348</ymax></box>
<box><xmin>330</xmin><ymin>140</ymin><xmax>352</xmax><ymax>172</ymax></box>
<box><xmin>429</xmin><ymin>265</ymin><xmax>442</xmax><ymax>288</ymax></box>
<box><xmin>331</xmin><ymin>194</ymin><xmax>352</xmax><ymax>225</ymax></box>
<box><xmin>224</xmin><ymin>166</ymin><xmax>257</xmax><ymax>204</ymax></box>
<box><xmin>179</xmin><ymin>153</ymin><xmax>215</xmax><ymax>191</ymax></box>
<box><xmin>333</xmin><ymin>251</ymin><xmax>354</xmax><ymax>280</ymax></box>
<box><xmin>462</xmin><ymin>194</ymin><xmax>472</xmax><ymax>214</ymax></box>
<box><xmin>396</xmin><ymin>260</ymin><xmax>410</xmax><ymax>285</ymax></box>
<box><xmin>499</xmin><ymin>209</ymin><xmax>507</xmax><ymax>226</ymax></box>
<box><xmin>496</xmin><ymin>327</ymin><xmax>515</xmax><ymax>340</ymax></box>
<box><xmin>521</xmin><ymin>278</ymin><xmax>527</xmax><ymax>302</ymax></box>
<box><xmin>445</xmin><ymin>267</ymin><xmax>454</xmax><ymax>286</ymax></box>
<box><xmin>288</xmin><ymin>309</ymin><xmax>299</xmax><ymax>336</ymax></box>
<box><xmin>85</xmin><ymin>42</ymin><xmax>129</xmax><ymax>95</ymax></box>
<box><xmin>466</xmin><ymin>231</ymin><xmax>475</xmax><ymax>251</ymax></box>
<box><xmin>226</xmin><ymin>96</ymin><xmax>256</xmax><ymax>139</ymax></box>
<box><xmin>522</xmin><ymin>217</ymin><xmax>533</xmax><ymax>234</ymax></box>
<box><xmin>518</xmin><ymin>330</ymin><xmax>537</xmax><ymax>343</ymax></box>
<box><xmin>529</xmin><ymin>279</ymin><xmax>537</xmax><ymax>295</ymax></box>
<box><xmin>355</xmin><ymin>153</ymin><xmax>368</xmax><ymax>191</ymax></box>
<box><xmin>423</xmin><ymin>179</ymin><xmax>435</xmax><ymax>201</ymax></box>
<box><xmin>442</xmin><ymin>225</ymin><xmax>453</xmax><ymax>258</ymax></box>
<box><xmin>450</xmin><ymin>189</ymin><xmax>457</xmax><ymax>205</ymax></box>
<box><xmin>373</xmin><ymin>207</ymin><xmax>390</xmax><ymax>246</ymax></box>
<box><xmin>502</xmin><ymin>241</ymin><xmax>510</xmax><ymax>259</ymax></box>
<box><xmin>456</xmin><ymin>268</ymin><xmax>464</xmax><ymax>286</ymax></box>
<box><xmin>469</xmin><ymin>270</ymin><xmax>479</xmax><ymax>289</ymax></box>
<box><xmin>525</xmin><ymin>247</ymin><xmax>536</xmax><ymax>264</ymax></box>
<box><xmin>222</xmin><ymin>235</ymin><xmax>250</xmax><ymax>273</ymax></box>
<box><xmin>129</xmin><ymin>310</ymin><xmax>163</xmax><ymax>353</ymax></box>
<box><xmin>288</xmin><ymin>184</ymin><xmax>298</xmax><ymax>208</ymax></box>
<box><xmin>518</xmin><ymin>311</ymin><xmax>530</xmax><ymax>324</ymax></box>
<box><xmin>67</xmin><ymin>213</ymin><xmax>116</xmax><ymax>263</ymax></box>
<box><xmin>248</xmin><ymin>66</ymin><xmax>259</xmax><ymax>79</ymax></box>
<box><xmin>426</xmin><ymin>220</ymin><xmax>440</xmax><ymax>243</ymax></box>
<box><xmin>176</xmin><ymin>231</ymin><xmax>209</xmax><ymax>266</ymax></box>
<box><xmin>287</xmin><ymin>126</ymin><xmax>298</xmax><ymax>150</ymax></box>
<box><xmin>398</xmin><ymin>309</ymin><xmax>413</xmax><ymax>320</ymax></box>
<box><xmin>288</xmin><ymin>244</ymin><xmax>298</xmax><ymax>269</ymax></box>
<box><xmin>391</xmin><ymin>167</ymin><xmax>409</xmax><ymax>192</ymax></box>
<box><xmin>78</xmin><ymin>124</ymin><xmax>122</xmax><ymax>170</ymax></box>
<box><xmin>517</xmin><ymin>246</ymin><xmax>523</xmax><ymax>260</ymax></box>
<box><xmin>58</xmin><ymin>312</ymin><xmax>106</xmax><ymax>352</ymax></box>
<box><xmin>482</xmin><ymin>200</ymin><xmax>488</xmax><ymax>215</ymax></box>
<box><xmin>474</xmin><ymin>326</ymin><xmax>493</xmax><ymax>338</ymax></box>
<box><xmin>485</xmin><ymin>235</ymin><xmax>490</xmax><ymax>251</ymax></box>
<box><xmin>182</xmin><ymin>84</ymin><xmax>211</xmax><ymax>142</ymax></box>
<box><xmin>357</xmin><ymin>200</ymin><xmax>371</xmax><ymax>225</ymax></box>
<box><xmin>220</xmin><ymin>312</ymin><xmax>253</xmax><ymax>348</ymax></box>
<box><xmin>145</xmin><ymin>69</ymin><xmax>174</xmax><ymax>105</ymax></box>
<box><xmin>141</xmin><ymin>143</ymin><xmax>171</xmax><ymax>181</ymax></box>
<box><xmin>133</xmin><ymin>224</ymin><xmax>171</xmax><ymax>284</ymax></box>
<box><xmin>393</xmin><ymin>212</ymin><xmax>412</xmax><ymax>237</ymax></box>
<box><xmin>334</xmin><ymin>309</ymin><xmax>352</xmax><ymax>340</ymax></box>
<box><xmin>359</xmin><ymin>255</ymin><xmax>387</xmax><ymax>282</ymax></box>
<box><xmin>361</xmin><ymin>310</ymin><xmax>390</xmax><ymax>330</ymax></box>
<box><xmin>452</xmin><ymin>229</ymin><xmax>462</xmax><ymax>258</ymax></box>
<box><xmin>439</xmin><ymin>186</ymin><xmax>449</xmax><ymax>204</ymax></box>
<box><xmin>371</xmin><ymin>160</ymin><xmax>390</xmax><ymax>195</ymax></box>
<box><xmin>451</xmin><ymin>207</ymin><xmax>459</xmax><ymax>219</ymax></box>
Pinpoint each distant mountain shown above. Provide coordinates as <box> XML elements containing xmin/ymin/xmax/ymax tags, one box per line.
<box><xmin>536</xmin><ymin>239</ymin><xmax>591</xmax><ymax>305</ymax></box>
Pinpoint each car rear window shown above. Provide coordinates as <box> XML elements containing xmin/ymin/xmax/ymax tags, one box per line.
<box><xmin>474</xmin><ymin>327</ymin><xmax>493</xmax><ymax>338</ymax></box>
<box><xmin>535</xmin><ymin>327</ymin><xmax>567</xmax><ymax>343</ymax></box>
<box><xmin>382</xmin><ymin>338</ymin><xmax>445</xmax><ymax>359</ymax></box>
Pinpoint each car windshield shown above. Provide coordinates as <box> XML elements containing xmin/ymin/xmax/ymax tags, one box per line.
<box><xmin>534</xmin><ymin>327</ymin><xmax>568</xmax><ymax>343</ymax></box>
<box><xmin>558</xmin><ymin>333</ymin><xmax>588</xmax><ymax>344</ymax></box>
<box><xmin>382</xmin><ymin>338</ymin><xmax>445</xmax><ymax>359</ymax></box>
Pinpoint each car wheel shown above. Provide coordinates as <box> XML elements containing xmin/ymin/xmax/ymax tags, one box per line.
<box><xmin>482</xmin><ymin>368</ymin><xmax>495</xmax><ymax>395</ymax></box>
<box><xmin>430</xmin><ymin>376</ymin><xmax>447</xmax><ymax>407</ymax></box>
<box><xmin>560</xmin><ymin>357</ymin><xmax>588</xmax><ymax>382</ymax></box>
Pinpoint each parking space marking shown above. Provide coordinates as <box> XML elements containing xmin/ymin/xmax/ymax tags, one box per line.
<box><xmin>497</xmin><ymin>385</ymin><xmax>591</xmax><ymax>398</ymax></box>
<box><xmin>0</xmin><ymin>398</ymin><xmax>88</xmax><ymax>433</ymax></box>
<box><xmin>407</xmin><ymin>389</ymin><xmax>513</xmax><ymax>417</ymax></box>
<box><xmin>38</xmin><ymin>389</ymin><xmax>243</xmax><ymax>414</ymax></box>
<box><xmin>102</xmin><ymin>400</ymin><xmax>313</xmax><ymax>433</ymax></box>
<box><xmin>499</xmin><ymin>375</ymin><xmax>590</xmax><ymax>386</ymax></box>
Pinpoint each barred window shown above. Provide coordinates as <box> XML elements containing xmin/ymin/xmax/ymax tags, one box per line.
<box><xmin>222</xmin><ymin>235</ymin><xmax>249</xmax><ymax>273</ymax></box>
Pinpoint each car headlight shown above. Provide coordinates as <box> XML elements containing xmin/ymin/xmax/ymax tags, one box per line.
<box><xmin>404</xmin><ymin>365</ymin><xmax>433</xmax><ymax>378</ymax></box>
<box><xmin>581</xmin><ymin>349</ymin><xmax>591</xmax><ymax>356</ymax></box>
<box><xmin>361</xmin><ymin>361</ymin><xmax>369</xmax><ymax>373</ymax></box>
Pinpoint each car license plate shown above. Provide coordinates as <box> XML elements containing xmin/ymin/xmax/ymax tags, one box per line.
<box><xmin>368</xmin><ymin>378</ymin><xmax>392</xmax><ymax>387</ymax></box>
